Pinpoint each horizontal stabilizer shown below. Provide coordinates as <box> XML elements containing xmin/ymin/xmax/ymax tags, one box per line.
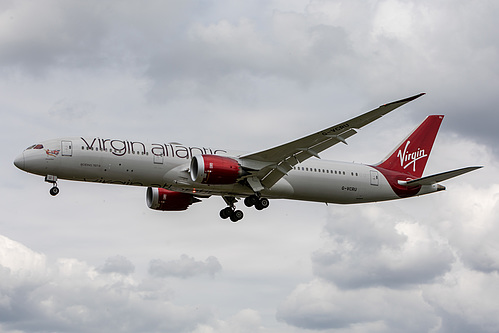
<box><xmin>398</xmin><ymin>166</ymin><xmax>483</xmax><ymax>186</ymax></box>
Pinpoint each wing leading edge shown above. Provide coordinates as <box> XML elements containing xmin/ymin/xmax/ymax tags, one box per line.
<box><xmin>240</xmin><ymin>93</ymin><xmax>426</xmax><ymax>189</ymax></box>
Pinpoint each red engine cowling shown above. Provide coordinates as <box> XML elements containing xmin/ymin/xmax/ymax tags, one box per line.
<box><xmin>190</xmin><ymin>155</ymin><xmax>242</xmax><ymax>185</ymax></box>
<box><xmin>146</xmin><ymin>187</ymin><xmax>201</xmax><ymax>211</ymax></box>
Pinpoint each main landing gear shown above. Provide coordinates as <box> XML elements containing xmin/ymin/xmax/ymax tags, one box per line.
<box><xmin>220</xmin><ymin>196</ymin><xmax>244</xmax><ymax>222</ymax></box>
<box><xmin>244</xmin><ymin>195</ymin><xmax>269</xmax><ymax>210</ymax></box>
<box><xmin>220</xmin><ymin>194</ymin><xmax>269</xmax><ymax>222</ymax></box>
<box><xmin>220</xmin><ymin>206</ymin><xmax>244</xmax><ymax>222</ymax></box>
<box><xmin>45</xmin><ymin>175</ymin><xmax>59</xmax><ymax>196</ymax></box>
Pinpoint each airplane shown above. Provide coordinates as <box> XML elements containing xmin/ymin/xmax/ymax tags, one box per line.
<box><xmin>13</xmin><ymin>93</ymin><xmax>482</xmax><ymax>222</ymax></box>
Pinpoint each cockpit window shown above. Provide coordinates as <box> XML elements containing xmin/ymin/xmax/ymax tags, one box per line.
<box><xmin>26</xmin><ymin>144</ymin><xmax>44</xmax><ymax>150</ymax></box>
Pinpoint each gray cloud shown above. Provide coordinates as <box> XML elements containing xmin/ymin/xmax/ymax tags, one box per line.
<box><xmin>277</xmin><ymin>279</ymin><xmax>439</xmax><ymax>331</ymax></box>
<box><xmin>49</xmin><ymin>99</ymin><xmax>96</xmax><ymax>121</ymax></box>
<box><xmin>97</xmin><ymin>255</ymin><xmax>135</xmax><ymax>275</ymax></box>
<box><xmin>422</xmin><ymin>264</ymin><xmax>499</xmax><ymax>333</ymax></box>
<box><xmin>149</xmin><ymin>255</ymin><xmax>222</xmax><ymax>279</ymax></box>
<box><xmin>151</xmin><ymin>1</ymin><xmax>498</xmax><ymax>152</ymax></box>
<box><xmin>312</xmin><ymin>206</ymin><xmax>455</xmax><ymax>289</ymax></box>
<box><xmin>3</xmin><ymin>1</ymin><xmax>499</xmax><ymax>332</ymax></box>
<box><xmin>431</xmin><ymin>183</ymin><xmax>499</xmax><ymax>274</ymax></box>
<box><xmin>2</xmin><ymin>0</ymin><xmax>498</xmax><ymax>150</ymax></box>
<box><xmin>0</xmin><ymin>236</ymin><xmax>212</xmax><ymax>333</ymax></box>
<box><xmin>278</xmin><ymin>138</ymin><xmax>499</xmax><ymax>332</ymax></box>
<box><xmin>0</xmin><ymin>2</ymin><xmax>109</xmax><ymax>74</ymax></box>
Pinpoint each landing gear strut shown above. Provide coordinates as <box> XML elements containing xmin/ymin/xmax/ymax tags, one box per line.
<box><xmin>45</xmin><ymin>175</ymin><xmax>59</xmax><ymax>196</ymax></box>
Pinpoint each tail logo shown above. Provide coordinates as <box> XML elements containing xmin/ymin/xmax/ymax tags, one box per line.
<box><xmin>397</xmin><ymin>141</ymin><xmax>427</xmax><ymax>173</ymax></box>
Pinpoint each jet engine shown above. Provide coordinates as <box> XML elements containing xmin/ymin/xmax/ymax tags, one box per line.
<box><xmin>190</xmin><ymin>155</ymin><xmax>242</xmax><ymax>185</ymax></box>
<box><xmin>146</xmin><ymin>187</ymin><xmax>200</xmax><ymax>211</ymax></box>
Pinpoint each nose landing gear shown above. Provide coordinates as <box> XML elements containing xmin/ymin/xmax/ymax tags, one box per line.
<box><xmin>45</xmin><ymin>175</ymin><xmax>59</xmax><ymax>196</ymax></box>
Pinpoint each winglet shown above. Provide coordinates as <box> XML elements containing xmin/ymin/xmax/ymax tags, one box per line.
<box><xmin>383</xmin><ymin>93</ymin><xmax>426</xmax><ymax>107</ymax></box>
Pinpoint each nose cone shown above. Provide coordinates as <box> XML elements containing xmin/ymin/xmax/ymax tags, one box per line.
<box><xmin>14</xmin><ymin>152</ymin><xmax>25</xmax><ymax>170</ymax></box>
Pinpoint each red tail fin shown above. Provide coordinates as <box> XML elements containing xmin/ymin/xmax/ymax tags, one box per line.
<box><xmin>375</xmin><ymin>115</ymin><xmax>444</xmax><ymax>178</ymax></box>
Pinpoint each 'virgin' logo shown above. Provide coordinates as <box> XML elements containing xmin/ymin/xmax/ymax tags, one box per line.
<box><xmin>397</xmin><ymin>141</ymin><xmax>427</xmax><ymax>173</ymax></box>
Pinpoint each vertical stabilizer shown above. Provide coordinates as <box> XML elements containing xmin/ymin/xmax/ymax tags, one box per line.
<box><xmin>375</xmin><ymin>115</ymin><xmax>444</xmax><ymax>178</ymax></box>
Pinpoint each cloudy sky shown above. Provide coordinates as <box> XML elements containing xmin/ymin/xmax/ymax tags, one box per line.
<box><xmin>1</xmin><ymin>0</ymin><xmax>499</xmax><ymax>332</ymax></box>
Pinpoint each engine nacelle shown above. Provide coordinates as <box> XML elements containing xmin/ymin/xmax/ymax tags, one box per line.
<box><xmin>146</xmin><ymin>187</ymin><xmax>200</xmax><ymax>211</ymax></box>
<box><xmin>190</xmin><ymin>155</ymin><xmax>242</xmax><ymax>185</ymax></box>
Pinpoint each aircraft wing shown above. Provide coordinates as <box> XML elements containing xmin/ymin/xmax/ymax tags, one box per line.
<box><xmin>398</xmin><ymin>166</ymin><xmax>483</xmax><ymax>186</ymax></box>
<box><xmin>240</xmin><ymin>93</ymin><xmax>426</xmax><ymax>189</ymax></box>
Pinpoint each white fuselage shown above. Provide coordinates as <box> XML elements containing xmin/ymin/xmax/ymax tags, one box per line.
<box><xmin>15</xmin><ymin>137</ymin><xmax>440</xmax><ymax>204</ymax></box>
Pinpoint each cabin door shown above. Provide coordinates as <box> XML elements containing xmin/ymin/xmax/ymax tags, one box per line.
<box><xmin>61</xmin><ymin>140</ymin><xmax>73</xmax><ymax>156</ymax></box>
<box><xmin>370</xmin><ymin>170</ymin><xmax>379</xmax><ymax>186</ymax></box>
<box><xmin>153</xmin><ymin>154</ymin><xmax>164</xmax><ymax>164</ymax></box>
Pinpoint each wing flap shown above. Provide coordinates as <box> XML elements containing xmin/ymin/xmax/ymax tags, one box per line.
<box><xmin>398</xmin><ymin>166</ymin><xmax>483</xmax><ymax>186</ymax></box>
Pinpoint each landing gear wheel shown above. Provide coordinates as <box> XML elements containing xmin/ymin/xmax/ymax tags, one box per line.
<box><xmin>220</xmin><ymin>207</ymin><xmax>232</xmax><ymax>219</ymax></box>
<box><xmin>49</xmin><ymin>186</ymin><xmax>60</xmax><ymax>196</ymax></box>
<box><xmin>244</xmin><ymin>195</ymin><xmax>259</xmax><ymax>207</ymax></box>
<box><xmin>230</xmin><ymin>210</ymin><xmax>244</xmax><ymax>222</ymax></box>
<box><xmin>255</xmin><ymin>198</ymin><xmax>269</xmax><ymax>210</ymax></box>
<box><xmin>259</xmin><ymin>198</ymin><xmax>269</xmax><ymax>208</ymax></box>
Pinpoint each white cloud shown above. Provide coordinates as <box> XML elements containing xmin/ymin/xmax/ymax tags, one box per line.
<box><xmin>0</xmin><ymin>234</ymin><xmax>46</xmax><ymax>275</ymax></box>
<box><xmin>433</xmin><ymin>183</ymin><xmax>499</xmax><ymax>273</ymax></box>
<box><xmin>312</xmin><ymin>207</ymin><xmax>455</xmax><ymax>289</ymax></box>
<box><xmin>278</xmin><ymin>138</ymin><xmax>499</xmax><ymax>332</ymax></box>
<box><xmin>0</xmin><ymin>235</ymin><xmax>213</xmax><ymax>333</ymax></box>
<box><xmin>277</xmin><ymin>279</ymin><xmax>438</xmax><ymax>331</ymax></box>
<box><xmin>423</xmin><ymin>263</ymin><xmax>499</xmax><ymax>333</ymax></box>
